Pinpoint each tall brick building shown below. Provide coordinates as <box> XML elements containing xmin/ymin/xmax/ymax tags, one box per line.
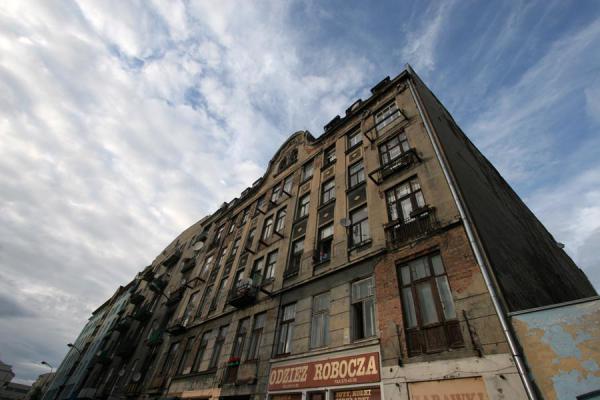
<box><xmin>46</xmin><ymin>66</ymin><xmax>596</xmax><ymax>400</ymax></box>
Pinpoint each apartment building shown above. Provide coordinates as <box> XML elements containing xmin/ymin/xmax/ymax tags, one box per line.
<box><xmin>49</xmin><ymin>66</ymin><xmax>596</xmax><ymax>400</ymax></box>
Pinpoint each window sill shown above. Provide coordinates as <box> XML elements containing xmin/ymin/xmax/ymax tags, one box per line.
<box><xmin>321</xmin><ymin>159</ymin><xmax>337</xmax><ymax>171</ymax></box>
<box><xmin>345</xmin><ymin>143</ymin><xmax>363</xmax><ymax>154</ymax></box>
<box><xmin>318</xmin><ymin>199</ymin><xmax>336</xmax><ymax>210</ymax></box>
<box><xmin>348</xmin><ymin>239</ymin><xmax>372</xmax><ymax>252</ymax></box>
<box><xmin>346</xmin><ymin>181</ymin><xmax>366</xmax><ymax>193</ymax></box>
<box><xmin>313</xmin><ymin>258</ymin><xmax>331</xmax><ymax>269</ymax></box>
<box><xmin>299</xmin><ymin>177</ymin><xmax>313</xmax><ymax>186</ymax></box>
<box><xmin>293</xmin><ymin>215</ymin><xmax>309</xmax><ymax>224</ymax></box>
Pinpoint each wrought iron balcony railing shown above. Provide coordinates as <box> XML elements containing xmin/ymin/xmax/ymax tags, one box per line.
<box><xmin>368</xmin><ymin>149</ymin><xmax>420</xmax><ymax>185</ymax></box>
<box><xmin>227</xmin><ymin>280</ymin><xmax>259</xmax><ymax>308</ymax></box>
<box><xmin>384</xmin><ymin>207</ymin><xmax>439</xmax><ymax>247</ymax></box>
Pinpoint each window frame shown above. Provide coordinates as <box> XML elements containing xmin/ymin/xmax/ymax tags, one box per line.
<box><xmin>379</xmin><ymin>132</ymin><xmax>410</xmax><ymax>167</ymax></box>
<box><xmin>375</xmin><ymin>101</ymin><xmax>401</xmax><ymax>132</ymax></box>
<box><xmin>315</xmin><ymin>223</ymin><xmax>334</xmax><ymax>264</ymax></box>
<box><xmin>323</xmin><ymin>145</ymin><xmax>336</xmax><ymax>167</ymax></box>
<box><xmin>351</xmin><ymin>277</ymin><xmax>376</xmax><ymax>341</ymax></box>
<box><xmin>275</xmin><ymin>207</ymin><xmax>287</xmax><ymax>234</ymax></box>
<box><xmin>310</xmin><ymin>292</ymin><xmax>330</xmax><ymax>349</ymax></box>
<box><xmin>246</xmin><ymin>313</ymin><xmax>266</xmax><ymax>361</ymax></box>
<box><xmin>286</xmin><ymin>237</ymin><xmax>304</xmax><ymax>277</ymax></box>
<box><xmin>208</xmin><ymin>326</ymin><xmax>228</xmax><ymax>370</ymax></box>
<box><xmin>301</xmin><ymin>160</ymin><xmax>314</xmax><ymax>182</ymax></box>
<box><xmin>261</xmin><ymin>214</ymin><xmax>274</xmax><ymax>240</ymax></box>
<box><xmin>397</xmin><ymin>252</ymin><xmax>462</xmax><ymax>355</ymax></box>
<box><xmin>320</xmin><ymin>179</ymin><xmax>336</xmax><ymax>205</ymax></box>
<box><xmin>349</xmin><ymin>205</ymin><xmax>370</xmax><ymax>248</ymax></box>
<box><xmin>348</xmin><ymin>160</ymin><xmax>365</xmax><ymax>189</ymax></box>
<box><xmin>385</xmin><ymin>177</ymin><xmax>426</xmax><ymax>223</ymax></box>
<box><xmin>192</xmin><ymin>332</ymin><xmax>210</xmax><ymax>372</ymax></box>
<box><xmin>250</xmin><ymin>257</ymin><xmax>264</xmax><ymax>283</ymax></box>
<box><xmin>264</xmin><ymin>250</ymin><xmax>278</xmax><ymax>281</ymax></box>
<box><xmin>176</xmin><ymin>336</ymin><xmax>195</xmax><ymax>375</ymax></box>
<box><xmin>296</xmin><ymin>193</ymin><xmax>310</xmax><ymax>219</ymax></box>
<box><xmin>347</xmin><ymin>128</ymin><xmax>363</xmax><ymax>150</ymax></box>
<box><xmin>276</xmin><ymin>303</ymin><xmax>296</xmax><ymax>355</ymax></box>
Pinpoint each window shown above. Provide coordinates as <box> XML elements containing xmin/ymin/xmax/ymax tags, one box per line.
<box><xmin>209</xmin><ymin>278</ymin><xmax>228</xmax><ymax>312</ymax></box>
<box><xmin>379</xmin><ymin>132</ymin><xmax>410</xmax><ymax>166</ymax></box>
<box><xmin>398</xmin><ymin>253</ymin><xmax>462</xmax><ymax>355</ymax></box>
<box><xmin>177</xmin><ymin>336</ymin><xmax>195</xmax><ymax>375</ymax></box>
<box><xmin>386</xmin><ymin>177</ymin><xmax>426</xmax><ymax>222</ymax></box>
<box><xmin>244</xmin><ymin>228</ymin><xmax>256</xmax><ymax>251</ymax></box>
<box><xmin>233</xmin><ymin>269</ymin><xmax>245</xmax><ymax>289</ymax></box>
<box><xmin>347</xmin><ymin>128</ymin><xmax>362</xmax><ymax>149</ymax></box>
<box><xmin>246</xmin><ymin>313</ymin><xmax>266</xmax><ymax>360</ymax></box>
<box><xmin>375</xmin><ymin>102</ymin><xmax>401</xmax><ymax>131</ymax></box>
<box><xmin>287</xmin><ymin>238</ymin><xmax>303</xmax><ymax>276</ymax></box>
<box><xmin>231</xmin><ymin>318</ymin><xmax>250</xmax><ymax>359</ymax></box>
<box><xmin>213</xmin><ymin>225</ymin><xmax>225</xmax><ymax>245</ymax></box>
<box><xmin>297</xmin><ymin>193</ymin><xmax>310</xmax><ymax>219</ymax></box>
<box><xmin>240</xmin><ymin>208</ymin><xmax>250</xmax><ymax>225</ymax></box>
<box><xmin>201</xmin><ymin>255</ymin><xmax>214</xmax><ymax>276</ymax></box>
<box><xmin>250</xmin><ymin>258</ymin><xmax>264</xmax><ymax>283</ymax></box>
<box><xmin>162</xmin><ymin>342</ymin><xmax>180</xmax><ymax>375</ymax></box>
<box><xmin>316</xmin><ymin>224</ymin><xmax>333</xmax><ymax>263</ymax></box>
<box><xmin>310</xmin><ymin>293</ymin><xmax>330</xmax><ymax>348</ymax></box>
<box><xmin>275</xmin><ymin>207</ymin><xmax>287</xmax><ymax>233</ymax></box>
<box><xmin>348</xmin><ymin>160</ymin><xmax>365</xmax><ymax>188</ymax></box>
<box><xmin>276</xmin><ymin>304</ymin><xmax>296</xmax><ymax>354</ymax></box>
<box><xmin>321</xmin><ymin>179</ymin><xmax>335</xmax><ymax>204</ymax></box>
<box><xmin>302</xmin><ymin>160</ymin><xmax>314</xmax><ymax>181</ymax></box>
<box><xmin>228</xmin><ymin>221</ymin><xmax>236</xmax><ymax>234</ymax></box>
<box><xmin>261</xmin><ymin>215</ymin><xmax>274</xmax><ymax>240</ymax></box>
<box><xmin>255</xmin><ymin>195</ymin><xmax>265</xmax><ymax>214</ymax></box>
<box><xmin>351</xmin><ymin>277</ymin><xmax>375</xmax><ymax>340</ymax></box>
<box><xmin>182</xmin><ymin>292</ymin><xmax>200</xmax><ymax>325</ymax></box>
<box><xmin>198</xmin><ymin>284</ymin><xmax>213</xmax><ymax>318</ymax></box>
<box><xmin>349</xmin><ymin>206</ymin><xmax>370</xmax><ymax>247</ymax></box>
<box><xmin>208</xmin><ymin>326</ymin><xmax>228</xmax><ymax>369</ymax></box>
<box><xmin>323</xmin><ymin>146</ymin><xmax>336</xmax><ymax>166</ymax></box>
<box><xmin>265</xmin><ymin>250</ymin><xmax>278</xmax><ymax>281</ymax></box>
<box><xmin>230</xmin><ymin>238</ymin><xmax>241</xmax><ymax>259</ymax></box>
<box><xmin>192</xmin><ymin>332</ymin><xmax>210</xmax><ymax>371</ymax></box>
<box><xmin>217</xmin><ymin>244</ymin><xmax>229</xmax><ymax>269</ymax></box>
<box><xmin>283</xmin><ymin>175</ymin><xmax>294</xmax><ymax>195</ymax></box>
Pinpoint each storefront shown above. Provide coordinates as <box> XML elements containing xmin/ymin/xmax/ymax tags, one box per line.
<box><xmin>267</xmin><ymin>348</ymin><xmax>382</xmax><ymax>400</ymax></box>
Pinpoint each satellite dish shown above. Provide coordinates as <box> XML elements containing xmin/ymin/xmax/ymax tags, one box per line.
<box><xmin>339</xmin><ymin>218</ymin><xmax>351</xmax><ymax>228</ymax></box>
<box><xmin>132</xmin><ymin>372</ymin><xmax>142</xmax><ymax>382</ymax></box>
<box><xmin>118</xmin><ymin>368</ymin><xmax>125</xmax><ymax>377</ymax></box>
<box><xmin>192</xmin><ymin>241</ymin><xmax>204</xmax><ymax>251</ymax></box>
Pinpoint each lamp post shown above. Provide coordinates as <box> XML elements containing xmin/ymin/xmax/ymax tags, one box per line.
<box><xmin>66</xmin><ymin>343</ymin><xmax>82</xmax><ymax>355</ymax></box>
<box><xmin>41</xmin><ymin>361</ymin><xmax>54</xmax><ymax>373</ymax></box>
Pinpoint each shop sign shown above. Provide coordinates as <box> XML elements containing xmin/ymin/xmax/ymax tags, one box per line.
<box><xmin>268</xmin><ymin>352</ymin><xmax>380</xmax><ymax>391</ymax></box>
<box><xmin>408</xmin><ymin>377</ymin><xmax>489</xmax><ymax>400</ymax></box>
<box><xmin>334</xmin><ymin>388</ymin><xmax>381</xmax><ymax>400</ymax></box>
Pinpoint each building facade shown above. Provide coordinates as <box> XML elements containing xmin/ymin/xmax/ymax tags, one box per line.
<box><xmin>49</xmin><ymin>67</ymin><xmax>596</xmax><ymax>400</ymax></box>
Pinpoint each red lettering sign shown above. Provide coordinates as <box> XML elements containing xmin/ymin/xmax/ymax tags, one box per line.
<box><xmin>268</xmin><ymin>352</ymin><xmax>380</xmax><ymax>391</ymax></box>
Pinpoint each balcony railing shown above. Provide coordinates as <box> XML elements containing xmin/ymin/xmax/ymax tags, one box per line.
<box><xmin>130</xmin><ymin>293</ymin><xmax>145</xmax><ymax>305</ymax></box>
<box><xmin>166</xmin><ymin>286</ymin><xmax>185</xmax><ymax>306</ymax></box>
<box><xmin>384</xmin><ymin>207</ymin><xmax>439</xmax><ymax>247</ymax></box>
<box><xmin>132</xmin><ymin>305</ymin><xmax>152</xmax><ymax>322</ymax></box>
<box><xmin>368</xmin><ymin>149</ymin><xmax>420</xmax><ymax>185</ymax></box>
<box><xmin>227</xmin><ymin>281</ymin><xmax>259</xmax><ymax>308</ymax></box>
<box><xmin>166</xmin><ymin>316</ymin><xmax>189</xmax><ymax>335</ymax></box>
<box><xmin>162</xmin><ymin>249</ymin><xmax>182</xmax><ymax>269</ymax></box>
<box><xmin>112</xmin><ymin>319</ymin><xmax>131</xmax><ymax>333</ymax></box>
<box><xmin>123</xmin><ymin>382</ymin><xmax>141</xmax><ymax>397</ymax></box>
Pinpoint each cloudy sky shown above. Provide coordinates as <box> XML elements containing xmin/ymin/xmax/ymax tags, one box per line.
<box><xmin>1</xmin><ymin>0</ymin><xmax>599</xmax><ymax>384</ymax></box>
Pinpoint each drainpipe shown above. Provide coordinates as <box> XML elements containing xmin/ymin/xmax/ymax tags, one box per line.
<box><xmin>405</xmin><ymin>65</ymin><xmax>538</xmax><ymax>400</ymax></box>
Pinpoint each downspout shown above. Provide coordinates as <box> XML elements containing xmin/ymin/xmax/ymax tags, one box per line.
<box><xmin>405</xmin><ymin>66</ymin><xmax>538</xmax><ymax>400</ymax></box>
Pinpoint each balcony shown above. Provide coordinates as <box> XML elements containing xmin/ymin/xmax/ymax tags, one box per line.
<box><xmin>146</xmin><ymin>329</ymin><xmax>164</xmax><ymax>347</ymax></box>
<box><xmin>149</xmin><ymin>277</ymin><xmax>167</xmax><ymax>293</ymax></box>
<box><xmin>166</xmin><ymin>286</ymin><xmax>185</xmax><ymax>306</ymax></box>
<box><xmin>162</xmin><ymin>249</ymin><xmax>182</xmax><ymax>269</ymax></box>
<box><xmin>140</xmin><ymin>266</ymin><xmax>154</xmax><ymax>282</ymax></box>
<box><xmin>368</xmin><ymin>149</ymin><xmax>420</xmax><ymax>185</ymax></box>
<box><xmin>384</xmin><ymin>207</ymin><xmax>439</xmax><ymax>247</ymax></box>
<box><xmin>132</xmin><ymin>305</ymin><xmax>152</xmax><ymax>322</ymax></box>
<box><xmin>165</xmin><ymin>316</ymin><xmax>189</xmax><ymax>335</ymax></box>
<box><xmin>113</xmin><ymin>319</ymin><xmax>131</xmax><ymax>333</ymax></box>
<box><xmin>130</xmin><ymin>292</ymin><xmax>145</xmax><ymax>305</ymax></box>
<box><xmin>227</xmin><ymin>280</ymin><xmax>259</xmax><ymax>308</ymax></box>
<box><xmin>180</xmin><ymin>258</ymin><xmax>196</xmax><ymax>273</ymax></box>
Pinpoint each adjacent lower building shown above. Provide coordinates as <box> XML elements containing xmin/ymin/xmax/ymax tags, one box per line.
<box><xmin>48</xmin><ymin>66</ymin><xmax>597</xmax><ymax>400</ymax></box>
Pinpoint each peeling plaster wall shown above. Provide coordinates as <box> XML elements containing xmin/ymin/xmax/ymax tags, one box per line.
<box><xmin>511</xmin><ymin>298</ymin><xmax>600</xmax><ymax>399</ymax></box>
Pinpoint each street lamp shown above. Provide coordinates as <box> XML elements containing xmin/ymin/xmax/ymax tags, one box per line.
<box><xmin>67</xmin><ymin>343</ymin><xmax>82</xmax><ymax>355</ymax></box>
<box><xmin>41</xmin><ymin>361</ymin><xmax>53</xmax><ymax>373</ymax></box>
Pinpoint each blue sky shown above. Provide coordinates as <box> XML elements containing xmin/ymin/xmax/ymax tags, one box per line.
<box><xmin>0</xmin><ymin>0</ymin><xmax>599</xmax><ymax>384</ymax></box>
